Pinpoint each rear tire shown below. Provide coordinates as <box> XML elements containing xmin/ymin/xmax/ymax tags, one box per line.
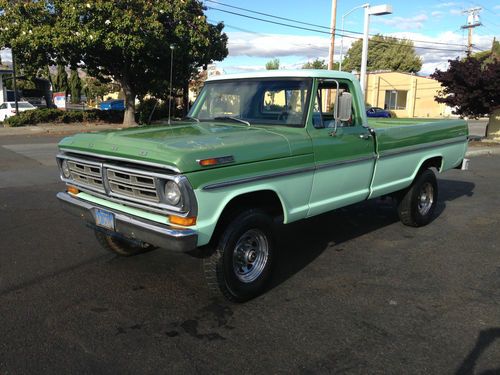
<box><xmin>203</xmin><ymin>209</ymin><xmax>276</xmax><ymax>302</ymax></box>
<box><xmin>397</xmin><ymin>169</ymin><xmax>438</xmax><ymax>227</ymax></box>
<box><xmin>94</xmin><ymin>230</ymin><xmax>157</xmax><ymax>256</ymax></box>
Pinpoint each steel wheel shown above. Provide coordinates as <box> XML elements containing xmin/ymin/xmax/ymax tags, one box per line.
<box><xmin>232</xmin><ymin>229</ymin><xmax>269</xmax><ymax>283</ymax></box>
<box><xmin>417</xmin><ymin>182</ymin><xmax>434</xmax><ymax>216</ymax></box>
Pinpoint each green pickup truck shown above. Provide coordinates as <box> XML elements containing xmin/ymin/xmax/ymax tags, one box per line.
<box><xmin>56</xmin><ymin>70</ymin><xmax>468</xmax><ymax>301</ymax></box>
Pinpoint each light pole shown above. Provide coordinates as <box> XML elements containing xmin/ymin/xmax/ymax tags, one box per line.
<box><xmin>339</xmin><ymin>3</ymin><xmax>369</xmax><ymax>72</ymax></box>
<box><xmin>360</xmin><ymin>4</ymin><xmax>392</xmax><ymax>96</ymax></box>
<box><xmin>168</xmin><ymin>44</ymin><xmax>175</xmax><ymax>125</ymax></box>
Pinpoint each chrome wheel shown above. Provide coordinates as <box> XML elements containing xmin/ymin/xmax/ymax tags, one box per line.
<box><xmin>232</xmin><ymin>229</ymin><xmax>269</xmax><ymax>283</ymax></box>
<box><xmin>417</xmin><ymin>182</ymin><xmax>434</xmax><ymax>216</ymax></box>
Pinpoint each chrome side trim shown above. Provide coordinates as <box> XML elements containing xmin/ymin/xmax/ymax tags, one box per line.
<box><xmin>202</xmin><ymin>155</ymin><xmax>376</xmax><ymax>191</ymax></box>
<box><xmin>58</xmin><ymin>148</ymin><xmax>181</xmax><ymax>173</ymax></box>
<box><xmin>315</xmin><ymin>154</ymin><xmax>376</xmax><ymax>171</ymax></box>
<box><xmin>57</xmin><ymin>192</ymin><xmax>197</xmax><ymax>252</ymax></box>
<box><xmin>202</xmin><ymin>166</ymin><xmax>316</xmax><ymax>191</ymax></box>
<box><xmin>378</xmin><ymin>137</ymin><xmax>467</xmax><ymax>158</ymax></box>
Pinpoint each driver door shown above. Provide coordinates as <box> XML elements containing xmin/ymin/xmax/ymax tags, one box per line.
<box><xmin>307</xmin><ymin>80</ymin><xmax>376</xmax><ymax>217</ymax></box>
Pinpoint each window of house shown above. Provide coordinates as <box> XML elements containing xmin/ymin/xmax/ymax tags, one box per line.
<box><xmin>385</xmin><ymin>90</ymin><xmax>407</xmax><ymax>110</ymax></box>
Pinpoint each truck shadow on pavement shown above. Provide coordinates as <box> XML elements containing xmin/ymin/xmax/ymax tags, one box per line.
<box><xmin>268</xmin><ymin>178</ymin><xmax>475</xmax><ymax>291</ymax></box>
<box><xmin>455</xmin><ymin>327</ymin><xmax>500</xmax><ymax>375</ymax></box>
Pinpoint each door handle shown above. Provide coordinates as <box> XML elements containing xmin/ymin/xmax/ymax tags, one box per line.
<box><xmin>359</xmin><ymin>133</ymin><xmax>372</xmax><ymax>140</ymax></box>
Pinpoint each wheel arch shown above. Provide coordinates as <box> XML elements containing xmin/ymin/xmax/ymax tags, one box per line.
<box><xmin>207</xmin><ymin>189</ymin><xmax>286</xmax><ymax>247</ymax></box>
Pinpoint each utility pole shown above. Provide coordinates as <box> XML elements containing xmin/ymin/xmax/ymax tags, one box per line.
<box><xmin>461</xmin><ymin>7</ymin><xmax>481</xmax><ymax>56</ymax></box>
<box><xmin>327</xmin><ymin>0</ymin><xmax>338</xmax><ymax>71</ymax></box>
<box><xmin>326</xmin><ymin>0</ymin><xmax>337</xmax><ymax>111</ymax></box>
<box><xmin>11</xmin><ymin>50</ymin><xmax>19</xmax><ymax>116</ymax></box>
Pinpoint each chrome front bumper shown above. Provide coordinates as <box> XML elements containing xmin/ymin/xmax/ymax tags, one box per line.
<box><xmin>57</xmin><ymin>192</ymin><xmax>198</xmax><ymax>252</ymax></box>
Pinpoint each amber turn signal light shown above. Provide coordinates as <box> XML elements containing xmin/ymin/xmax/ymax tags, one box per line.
<box><xmin>169</xmin><ymin>215</ymin><xmax>197</xmax><ymax>226</ymax></box>
<box><xmin>67</xmin><ymin>186</ymin><xmax>79</xmax><ymax>195</ymax></box>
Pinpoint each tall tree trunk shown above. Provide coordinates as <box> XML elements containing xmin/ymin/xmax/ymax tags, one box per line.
<box><xmin>120</xmin><ymin>79</ymin><xmax>137</xmax><ymax>126</ymax></box>
<box><xmin>182</xmin><ymin>82</ymin><xmax>189</xmax><ymax>117</ymax></box>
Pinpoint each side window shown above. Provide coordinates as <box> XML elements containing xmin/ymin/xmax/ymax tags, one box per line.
<box><xmin>0</xmin><ymin>103</ymin><xmax>6</xmax><ymax>110</ymax></box>
<box><xmin>312</xmin><ymin>82</ymin><xmax>356</xmax><ymax>129</ymax></box>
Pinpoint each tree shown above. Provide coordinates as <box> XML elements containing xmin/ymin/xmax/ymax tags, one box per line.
<box><xmin>0</xmin><ymin>1</ymin><xmax>228</xmax><ymax>126</ymax></box>
<box><xmin>83</xmin><ymin>76</ymin><xmax>116</xmax><ymax>103</ymax></box>
<box><xmin>265</xmin><ymin>58</ymin><xmax>280</xmax><ymax>70</ymax></box>
<box><xmin>302</xmin><ymin>58</ymin><xmax>327</xmax><ymax>69</ymax></box>
<box><xmin>431</xmin><ymin>55</ymin><xmax>499</xmax><ymax>119</ymax></box>
<box><xmin>69</xmin><ymin>69</ymin><xmax>82</xmax><ymax>104</ymax></box>
<box><xmin>342</xmin><ymin>34</ymin><xmax>422</xmax><ymax>73</ymax></box>
<box><xmin>53</xmin><ymin>65</ymin><xmax>68</xmax><ymax>95</ymax></box>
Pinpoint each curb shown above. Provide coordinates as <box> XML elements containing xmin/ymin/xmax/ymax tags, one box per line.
<box><xmin>466</xmin><ymin>147</ymin><xmax>500</xmax><ymax>157</ymax></box>
<box><xmin>0</xmin><ymin>124</ymin><xmax>136</xmax><ymax>137</ymax></box>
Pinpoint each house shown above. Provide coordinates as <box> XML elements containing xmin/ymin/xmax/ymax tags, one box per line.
<box><xmin>364</xmin><ymin>71</ymin><xmax>451</xmax><ymax>118</ymax></box>
<box><xmin>0</xmin><ymin>65</ymin><xmax>14</xmax><ymax>103</ymax></box>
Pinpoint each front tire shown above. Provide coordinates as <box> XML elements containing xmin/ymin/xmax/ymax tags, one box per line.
<box><xmin>203</xmin><ymin>209</ymin><xmax>276</xmax><ymax>302</ymax></box>
<box><xmin>94</xmin><ymin>230</ymin><xmax>157</xmax><ymax>256</ymax></box>
<box><xmin>397</xmin><ymin>169</ymin><xmax>438</xmax><ymax>227</ymax></box>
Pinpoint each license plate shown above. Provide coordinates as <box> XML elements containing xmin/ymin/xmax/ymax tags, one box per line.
<box><xmin>95</xmin><ymin>209</ymin><xmax>115</xmax><ymax>231</ymax></box>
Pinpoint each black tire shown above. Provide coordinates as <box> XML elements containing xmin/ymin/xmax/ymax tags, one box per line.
<box><xmin>397</xmin><ymin>169</ymin><xmax>438</xmax><ymax>227</ymax></box>
<box><xmin>94</xmin><ymin>230</ymin><xmax>157</xmax><ymax>256</ymax></box>
<box><xmin>203</xmin><ymin>209</ymin><xmax>276</xmax><ymax>302</ymax></box>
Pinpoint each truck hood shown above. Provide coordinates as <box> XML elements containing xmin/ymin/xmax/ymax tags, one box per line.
<box><xmin>58</xmin><ymin>121</ymin><xmax>295</xmax><ymax>173</ymax></box>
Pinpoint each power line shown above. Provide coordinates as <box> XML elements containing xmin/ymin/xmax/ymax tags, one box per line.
<box><xmin>208</xmin><ymin>7</ymin><xmax>467</xmax><ymax>53</ymax></box>
<box><xmin>205</xmin><ymin>0</ymin><xmax>469</xmax><ymax>48</ymax></box>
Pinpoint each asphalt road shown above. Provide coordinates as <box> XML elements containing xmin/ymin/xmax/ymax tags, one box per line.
<box><xmin>0</xmin><ymin>134</ymin><xmax>499</xmax><ymax>374</ymax></box>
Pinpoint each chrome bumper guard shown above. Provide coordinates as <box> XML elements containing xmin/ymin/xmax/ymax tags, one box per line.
<box><xmin>57</xmin><ymin>192</ymin><xmax>198</xmax><ymax>252</ymax></box>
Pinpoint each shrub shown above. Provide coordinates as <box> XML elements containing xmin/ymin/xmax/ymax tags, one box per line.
<box><xmin>3</xmin><ymin>108</ymin><xmax>123</xmax><ymax>127</ymax></box>
<box><xmin>136</xmin><ymin>98</ymin><xmax>169</xmax><ymax>124</ymax></box>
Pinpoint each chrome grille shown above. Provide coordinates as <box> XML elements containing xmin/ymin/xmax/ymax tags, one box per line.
<box><xmin>67</xmin><ymin>160</ymin><xmax>104</xmax><ymax>191</ymax></box>
<box><xmin>106</xmin><ymin>168</ymin><xmax>159</xmax><ymax>202</ymax></box>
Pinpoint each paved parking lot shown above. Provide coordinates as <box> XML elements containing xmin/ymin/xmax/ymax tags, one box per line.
<box><xmin>0</xmin><ymin>134</ymin><xmax>499</xmax><ymax>374</ymax></box>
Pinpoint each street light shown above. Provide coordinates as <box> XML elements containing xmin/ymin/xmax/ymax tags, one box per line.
<box><xmin>339</xmin><ymin>3</ymin><xmax>369</xmax><ymax>72</ymax></box>
<box><xmin>168</xmin><ymin>44</ymin><xmax>175</xmax><ymax>125</ymax></box>
<box><xmin>360</xmin><ymin>4</ymin><xmax>392</xmax><ymax>96</ymax></box>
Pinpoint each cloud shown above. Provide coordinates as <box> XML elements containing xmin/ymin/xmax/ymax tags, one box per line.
<box><xmin>227</xmin><ymin>32</ymin><xmax>339</xmax><ymax>58</ymax></box>
<box><xmin>449</xmin><ymin>8</ymin><xmax>463</xmax><ymax>15</ymax></box>
<box><xmin>434</xmin><ymin>2</ymin><xmax>459</xmax><ymax>8</ymax></box>
<box><xmin>220</xmin><ymin>30</ymin><xmax>496</xmax><ymax>75</ymax></box>
<box><xmin>431</xmin><ymin>11</ymin><xmax>444</xmax><ymax>18</ymax></box>
<box><xmin>374</xmin><ymin>14</ymin><xmax>428</xmax><ymax>30</ymax></box>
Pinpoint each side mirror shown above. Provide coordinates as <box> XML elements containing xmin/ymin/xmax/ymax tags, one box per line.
<box><xmin>336</xmin><ymin>92</ymin><xmax>352</xmax><ymax>122</ymax></box>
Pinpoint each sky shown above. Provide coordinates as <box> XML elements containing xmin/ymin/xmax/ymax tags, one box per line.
<box><xmin>204</xmin><ymin>0</ymin><xmax>500</xmax><ymax>75</ymax></box>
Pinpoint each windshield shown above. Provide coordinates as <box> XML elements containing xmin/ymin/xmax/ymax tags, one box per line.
<box><xmin>188</xmin><ymin>78</ymin><xmax>312</xmax><ymax>127</ymax></box>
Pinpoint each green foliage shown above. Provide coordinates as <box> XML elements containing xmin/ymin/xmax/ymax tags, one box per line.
<box><xmin>302</xmin><ymin>59</ymin><xmax>328</xmax><ymax>70</ymax></box>
<box><xmin>342</xmin><ymin>35</ymin><xmax>422</xmax><ymax>73</ymax></box>
<box><xmin>472</xmin><ymin>39</ymin><xmax>500</xmax><ymax>66</ymax></box>
<box><xmin>265</xmin><ymin>58</ymin><xmax>280</xmax><ymax>70</ymax></box>
<box><xmin>69</xmin><ymin>69</ymin><xmax>82</xmax><ymax>104</ymax></box>
<box><xmin>83</xmin><ymin>76</ymin><xmax>115</xmax><ymax>102</ymax></box>
<box><xmin>54</xmin><ymin>65</ymin><xmax>68</xmax><ymax>93</ymax></box>
<box><xmin>431</xmin><ymin>55</ymin><xmax>499</xmax><ymax>117</ymax></box>
<box><xmin>4</xmin><ymin>108</ymin><xmax>123</xmax><ymax>127</ymax></box>
<box><xmin>0</xmin><ymin>0</ymin><xmax>228</xmax><ymax>126</ymax></box>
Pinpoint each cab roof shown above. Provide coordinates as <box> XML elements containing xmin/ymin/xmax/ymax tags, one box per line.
<box><xmin>206</xmin><ymin>69</ymin><xmax>357</xmax><ymax>82</ymax></box>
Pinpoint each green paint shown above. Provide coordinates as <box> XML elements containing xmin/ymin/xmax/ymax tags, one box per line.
<box><xmin>58</xmin><ymin>70</ymin><xmax>468</xmax><ymax>249</ymax></box>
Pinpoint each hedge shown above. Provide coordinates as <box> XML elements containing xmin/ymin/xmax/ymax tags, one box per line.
<box><xmin>3</xmin><ymin>108</ymin><xmax>124</xmax><ymax>127</ymax></box>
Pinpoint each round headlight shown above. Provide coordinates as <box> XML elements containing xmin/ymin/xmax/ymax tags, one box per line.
<box><xmin>61</xmin><ymin>160</ymin><xmax>71</xmax><ymax>179</ymax></box>
<box><xmin>164</xmin><ymin>181</ymin><xmax>181</xmax><ymax>206</ymax></box>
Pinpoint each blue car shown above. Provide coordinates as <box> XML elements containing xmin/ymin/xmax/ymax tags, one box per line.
<box><xmin>366</xmin><ymin>107</ymin><xmax>391</xmax><ymax>118</ymax></box>
<box><xmin>100</xmin><ymin>99</ymin><xmax>125</xmax><ymax>111</ymax></box>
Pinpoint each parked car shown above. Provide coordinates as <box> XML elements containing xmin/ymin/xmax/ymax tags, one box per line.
<box><xmin>367</xmin><ymin>106</ymin><xmax>391</xmax><ymax>118</ymax></box>
<box><xmin>0</xmin><ymin>101</ymin><xmax>37</xmax><ymax>121</ymax></box>
<box><xmin>56</xmin><ymin>70</ymin><xmax>468</xmax><ymax>302</ymax></box>
<box><xmin>99</xmin><ymin>99</ymin><xmax>125</xmax><ymax>111</ymax></box>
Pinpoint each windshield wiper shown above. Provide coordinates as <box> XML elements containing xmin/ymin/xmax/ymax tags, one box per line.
<box><xmin>213</xmin><ymin>116</ymin><xmax>251</xmax><ymax>126</ymax></box>
<box><xmin>183</xmin><ymin>116</ymin><xmax>200</xmax><ymax>123</ymax></box>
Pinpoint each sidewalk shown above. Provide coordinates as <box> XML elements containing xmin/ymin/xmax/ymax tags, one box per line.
<box><xmin>0</xmin><ymin>123</ymin><xmax>137</xmax><ymax>137</ymax></box>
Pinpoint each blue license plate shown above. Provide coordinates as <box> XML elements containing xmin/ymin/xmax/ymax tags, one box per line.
<box><xmin>95</xmin><ymin>209</ymin><xmax>115</xmax><ymax>231</ymax></box>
